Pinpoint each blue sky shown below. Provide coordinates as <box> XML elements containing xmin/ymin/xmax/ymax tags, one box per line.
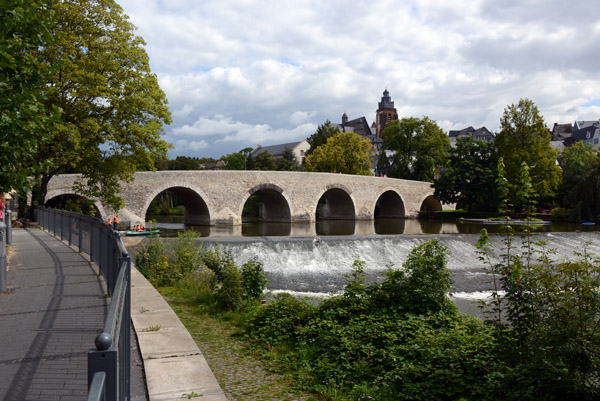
<box><xmin>118</xmin><ymin>0</ymin><xmax>600</xmax><ymax>159</ymax></box>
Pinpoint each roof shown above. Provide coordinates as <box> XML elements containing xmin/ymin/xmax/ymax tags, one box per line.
<box><xmin>250</xmin><ymin>140</ymin><xmax>306</xmax><ymax>158</ymax></box>
<box><xmin>572</xmin><ymin>120</ymin><xmax>600</xmax><ymax>142</ymax></box>
<box><xmin>336</xmin><ymin>116</ymin><xmax>373</xmax><ymax>136</ymax></box>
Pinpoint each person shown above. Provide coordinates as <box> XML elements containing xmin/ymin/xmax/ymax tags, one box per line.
<box><xmin>113</xmin><ymin>215</ymin><xmax>119</xmax><ymax>229</ymax></box>
<box><xmin>0</xmin><ymin>193</ymin><xmax>5</xmax><ymax>221</ymax></box>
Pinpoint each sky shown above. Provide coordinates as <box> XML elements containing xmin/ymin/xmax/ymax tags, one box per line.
<box><xmin>117</xmin><ymin>0</ymin><xmax>600</xmax><ymax>159</ymax></box>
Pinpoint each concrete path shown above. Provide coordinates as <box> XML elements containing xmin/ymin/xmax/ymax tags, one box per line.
<box><xmin>0</xmin><ymin>227</ymin><xmax>225</xmax><ymax>401</ymax></box>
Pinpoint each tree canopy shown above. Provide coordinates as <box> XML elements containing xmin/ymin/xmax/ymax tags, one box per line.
<box><xmin>304</xmin><ymin>131</ymin><xmax>373</xmax><ymax>175</ymax></box>
<box><xmin>433</xmin><ymin>137</ymin><xmax>498</xmax><ymax>211</ymax></box>
<box><xmin>558</xmin><ymin>141</ymin><xmax>599</xmax><ymax>206</ymax></box>
<box><xmin>0</xmin><ymin>0</ymin><xmax>54</xmax><ymax>194</ymax></box>
<box><xmin>379</xmin><ymin>117</ymin><xmax>449</xmax><ymax>182</ymax></box>
<box><xmin>305</xmin><ymin>120</ymin><xmax>340</xmax><ymax>157</ymax></box>
<box><xmin>495</xmin><ymin>99</ymin><xmax>561</xmax><ymax>208</ymax></box>
<box><xmin>4</xmin><ymin>0</ymin><xmax>172</xmax><ymax>210</ymax></box>
<box><xmin>275</xmin><ymin>147</ymin><xmax>298</xmax><ymax>171</ymax></box>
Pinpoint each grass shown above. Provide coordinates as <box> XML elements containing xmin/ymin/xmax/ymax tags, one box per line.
<box><xmin>158</xmin><ymin>286</ymin><xmax>319</xmax><ymax>401</ymax></box>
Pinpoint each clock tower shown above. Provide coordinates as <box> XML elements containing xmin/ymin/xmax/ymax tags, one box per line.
<box><xmin>375</xmin><ymin>89</ymin><xmax>398</xmax><ymax>138</ymax></box>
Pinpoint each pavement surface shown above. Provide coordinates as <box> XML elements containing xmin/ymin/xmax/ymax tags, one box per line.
<box><xmin>0</xmin><ymin>226</ymin><xmax>226</xmax><ymax>401</ymax></box>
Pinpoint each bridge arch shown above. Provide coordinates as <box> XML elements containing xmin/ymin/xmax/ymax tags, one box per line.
<box><xmin>373</xmin><ymin>189</ymin><xmax>406</xmax><ymax>218</ymax></box>
<box><xmin>420</xmin><ymin>195</ymin><xmax>443</xmax><ymax>212</ymax></box>
<box><xmin>315</xmin><ymin>185</ymin><xmax>356</xmax><ymax>220</ymax></box>
<box><xmin>142</xmin><ymin>183</ymin><xmax>211</xmax><ymax>225</ymax></box>
<box><xmin>241</xmin><ymin>183</ymin><xmax>292</xmax><ymax>222</ymax></box>
<box><xmin>44</xmin><ymin>191</ymin><xmax>107</xmax><ymax>219</ymax></box>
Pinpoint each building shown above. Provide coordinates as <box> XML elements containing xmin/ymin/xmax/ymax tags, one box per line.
<box><xmin>571</xmin><ymin>120</ymin><xmax>600</xmax><ymax>150</ymax></box>
<box><xmin>448</xmin><ymin>126</ymin><xmax>495</xmax><ymax>147</ymax></box>
<box><xmin>375</xmin><ymin>89</ymin><xmax>399</xmax><ymax>138</ymax></box>
<box><xmin>250</xmin><ymin>140</ymin><xmax>310</xmax><ymax>164</ymax></box>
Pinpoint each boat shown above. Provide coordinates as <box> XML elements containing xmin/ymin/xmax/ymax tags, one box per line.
<box><xmin>124</xmin><ymin>229</ymin><xmax>160</xmax><ymax>236</ymax></box>
<box><xmin>582</xmin><ymin>222</ymin><xmax>596</xmax><ymax>226</ymax></box>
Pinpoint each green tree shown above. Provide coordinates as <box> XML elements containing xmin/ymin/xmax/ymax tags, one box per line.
<box><xmin>495</xmin><ymin>99</ymin><xmax>561</xmax><ymax>209</ymax></box>
<box><xmin>559</xmin><ymin>141</ymin><xmax>599</xmax><ymax>205</ymax></box>
<box><xmin>0</xmin><ymin>0</ymin><xmax>55</xmax><ymax>194</ymax></box>
<box><xmin>380</xmin><ymin>117</ymin><xmax>449</xmax><ymax>182</ymax></box>
<box><xmin>305</xmin><ymin>120</ymin><xmax>340</xmax><ymax>157</ymax></box>
<box><xmin>433</xmin><ymin>137</ymin><xmax>498</xmax><ymax>211</ymax></box>
<box><xmin>29</xmin><ymin>0</ymin><xmax>172</xmax><ymax>210</ymax></box>
<box><xmin>304</xmin><ymin>131</ymin><xmax>373</xmax><ymax>175</ymax></box>
<box><xmin>249</xmin><ymin>151</ymin><xmax>277</xmax><ymax>171</ymax></box>
<box><xmin>276</xmin><ymin>147</ymin><xmax>298</xmax><ymax>171</ymax></box>
<box><xmin>221</xmin><ymin>151</ymin><xmax>246</xmax><ymax>170</ymax></box>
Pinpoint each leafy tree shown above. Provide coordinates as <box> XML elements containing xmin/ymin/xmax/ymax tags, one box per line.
<box><xmin>568</xmin><ymin>163</ymin><xmax>600</xmax><ymax>222</ymax></box>
<box><xmin>249</xmin><ymin>151</ymin><xmax>276</xmax><ymax>171</ymax></box>
<box><xmin>221</xmin><ymin>152</ymin><xmax>246</xmax><ymax>170</ymax></box>
<box><xmin>28</xmin><ymin>0</ymin><xmax>172</xmax><ymax>210</ymax></box>
<box><xmin>495</xmin><ymin>99</ymin><xmax>561</xmax><ymax>209</ymax></box>
<box><xmin>304</xmin><ymin>131</ymin><xmax>373</xmax><ymax>175</ymax></box>
<box><xmin>276</xmin><ymin>147</ymin><xmax>298</xmax><ymax>171</ymax></box>
<box><xmin>380</xmin><ymin>117</ymin><xmax>449</xmax><ymax>182</ymax></box>
<box><xmin>305</xmin><ymin>120</ymin><xmax>340</xmax><ymax>157</ymax></box>
<box><xmin>433</xmin><ymin>137</ymin><xmax>498</xmax><ymax>211</ymax></box>
<box><xmin>559</xmin><ymin>141</ymin><xmax>599</xmax><ymax>205</ymax></box>
<box><xmin>0</xmin><ymin>0</ymin><xmax>55</xmax><ymax>194</ymax></box>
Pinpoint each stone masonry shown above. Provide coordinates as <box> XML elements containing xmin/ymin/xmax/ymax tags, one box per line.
<box><xmin>45</xmin><ymin>171</ymin><xmax>448</xmax><ymax>226</ymax></box>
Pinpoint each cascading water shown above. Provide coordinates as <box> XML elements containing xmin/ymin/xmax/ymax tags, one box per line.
<box><xmin>198</xmin><ymin>232</ymin><xmax>600</xmax><ymax>299</ymax></box>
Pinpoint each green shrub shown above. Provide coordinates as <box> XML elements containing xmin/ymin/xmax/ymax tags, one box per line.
<box><xmin>551</xmin><ymin>207</ymin><xmax>571</xmax><ymax>219</ymax></box>
<box><xmin>135</xmin><ymin>238</ymin><xmax>180</xmax><ymax>286</ymax></box>
<box><xmin>216</xmin><ymin>260</ymin><xmax>243</xmax><ymax>311</ymax></box>
<box><xmin>246</xmin><ymin>293</ymin><xmax>314</xmax><ymax>346</ymax></box>
<box><xmin>171</xmin><ymin>231</ymin><xmax>202</xmax><ymax>277</ymax></box>
<box><xmin>241</xmin><ymin>256</ymin><xmax>268</xmax><ymax>300</ymax></box>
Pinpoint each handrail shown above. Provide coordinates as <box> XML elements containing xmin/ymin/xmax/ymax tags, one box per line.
<box><xmin>35</xmin><ymin>207</ymin><xmax>131</xmax><ymax>401</ymax></box>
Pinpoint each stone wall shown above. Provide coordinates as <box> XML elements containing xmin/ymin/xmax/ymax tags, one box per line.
<box><xmin>46</xmin><ymin>171</ymin><xmax>449</xmax><ymax>226</ymax></box>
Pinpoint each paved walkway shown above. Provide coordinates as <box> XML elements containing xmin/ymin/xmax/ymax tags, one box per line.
<box><xmin>0</xmin><ymin>228</ymin><xmax>147</xmax><ymax>401</ymax></box>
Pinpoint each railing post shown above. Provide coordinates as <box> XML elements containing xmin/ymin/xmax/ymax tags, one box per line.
<box><xmin>88</xmin><ymin>333</ymin><xmax>117</xmax><ymax>401</ymax></box>
<box><xmin>0</xmin><ymin>216</ymin><xmax>6</xmax><ymax>292</ymax></box>
<box><xmin>6</xmin><ymin>209</ymin><xmax>12</xmax><ymax>245</ymax></box>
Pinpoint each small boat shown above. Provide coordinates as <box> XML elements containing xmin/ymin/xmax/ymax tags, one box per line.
<box><xmin>582</xmin><ymin>222</ymin><xmax>596</xmax><ymax>226</ymax></box>
<box><xmin>124</xmin><ymin>229</ymin><xmax>160</xmax><ymax>236</ymax></box>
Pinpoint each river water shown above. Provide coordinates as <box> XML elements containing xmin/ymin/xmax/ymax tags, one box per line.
<box><xmin>142</xmin><ymin>216</ymin><xmax>600</xmax><ymax>314</ymax></box>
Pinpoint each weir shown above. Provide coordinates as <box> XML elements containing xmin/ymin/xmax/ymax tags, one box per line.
<box><xmin>195</xmin><ymin>231</ymin><xmax>600</xmax><ymax>296</ymax></box>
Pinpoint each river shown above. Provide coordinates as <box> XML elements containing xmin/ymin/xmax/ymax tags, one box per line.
<box><xmin>136</xmin><ymin>217</ymin><xmax>600</xmax><ymax>315</ymax></box>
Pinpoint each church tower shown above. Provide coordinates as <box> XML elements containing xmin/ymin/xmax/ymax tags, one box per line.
<box><xmin>375</xmin><ymin>89</ymin><xmax>398</xmax><ymax>138</ymax></box>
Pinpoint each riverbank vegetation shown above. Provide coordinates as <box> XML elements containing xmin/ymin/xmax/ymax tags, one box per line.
<box><xmin>135</xmin><ymin>229</ymin><xmax>600</xmax><ymax>401</ymax></box>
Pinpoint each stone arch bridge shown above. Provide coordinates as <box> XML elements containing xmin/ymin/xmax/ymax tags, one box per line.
<box><xmin>45</xmin><ymin>171</ymin><xmax>449</xmax><ymax>227</ymax></box>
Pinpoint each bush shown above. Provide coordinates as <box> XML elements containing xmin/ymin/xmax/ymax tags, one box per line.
<box><xmin>241</xmin><ymin>256</ymin><xmax>268</xmax><ymax>300</ymax></box>
<box><xmin>551</xmin><ymin>207</ymin><xmax>571</xmax><ymax>220</ymax></box>
<box><xmin>135</xmin><ymin>238</ymin><xmax>180</xmax><ymax>286</ymax></box>
<box><xmin>246</xmin><ymin>293</ymin><xmax>314</xmax><ymax>346</ymax></box>
<box><xmin>171</xmin><ymin>231</ymin><xmax>202</xmax><ymax>277</ymax></box>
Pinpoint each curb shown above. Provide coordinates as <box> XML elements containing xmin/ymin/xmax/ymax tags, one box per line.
<box><xmin>131</xmin><ymin>268</ymin><xmax>227</xmax><ymax>401</ymax></box>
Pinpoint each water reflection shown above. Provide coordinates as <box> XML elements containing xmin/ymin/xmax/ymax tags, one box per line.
<box><xmin>147</xmin><ymin>215</ymin><xmax>598</xmax><ymax>238</ymax></box>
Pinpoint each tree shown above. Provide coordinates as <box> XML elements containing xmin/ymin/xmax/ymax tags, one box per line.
<box><xmin>380</xmin><ymin>117</ymin><xmax>449</xmax><ymax>182</ymax></box>
<box><xmin>495</xmin><ymin>99</ymin><xmax>561</xmax><ymax>209</ymax></box>
<box><xmin>0</xmin><ymin>0</ymin><xmax>55</xmax><ymax>194</ymax></box>
<box><xmin>221</xmin><ymin>148</ymin><xmax>252</xmax><ymax>170</ymax></box>
<box><xmin>559</xmin><ymin>141</ymin><xmax>599</xmax><ymax>205</ymax></box>
<box><xmin>304</xmin><ymin>131</ymin><xmax>373</xmax><ymax>175</ymax></box>
<box><xmin>276</xmin><ymin>147</ymin><xmax>298</xmax><ymax>171</ymax></box>
<box><xmin>28</xmin><ymin>0</ymin><xmax>172</xmax><ymax>210</ymax></box>
<box><xmin>433</xmin><ymin>137</ymin><xmax>498</xmax><ymax>211</ymax></box>
<box><xmin>305</xmin><ymin>120</ymin><xmax>340</xmax><ymax>157</ymax></box>
<box><xmin>249</xmin><ymin>151</ymin><xmax>276</xmax><ymax>171</ymax></box>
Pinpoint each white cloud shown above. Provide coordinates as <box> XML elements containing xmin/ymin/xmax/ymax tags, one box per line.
<box><xmin>116</xmin><ymin>0</ymin><xmax>600</xmax><ymax>157</ymax></box>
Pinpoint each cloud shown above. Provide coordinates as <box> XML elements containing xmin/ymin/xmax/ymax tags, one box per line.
<box><xmin>117</xmin><ymin>0</ymin><xmax>600</xmax><ymax>158</ymax></box>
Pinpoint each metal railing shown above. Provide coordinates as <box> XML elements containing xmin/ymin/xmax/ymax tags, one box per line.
<box><xmin>0</xmin><ymin>208</ymin><xmax>11</xmax><ymax>292</ymax></box>
<box><xmin>36</xmin><ymin>207</ymin><xmax>131</xmax><ymax>401</ymax></box>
